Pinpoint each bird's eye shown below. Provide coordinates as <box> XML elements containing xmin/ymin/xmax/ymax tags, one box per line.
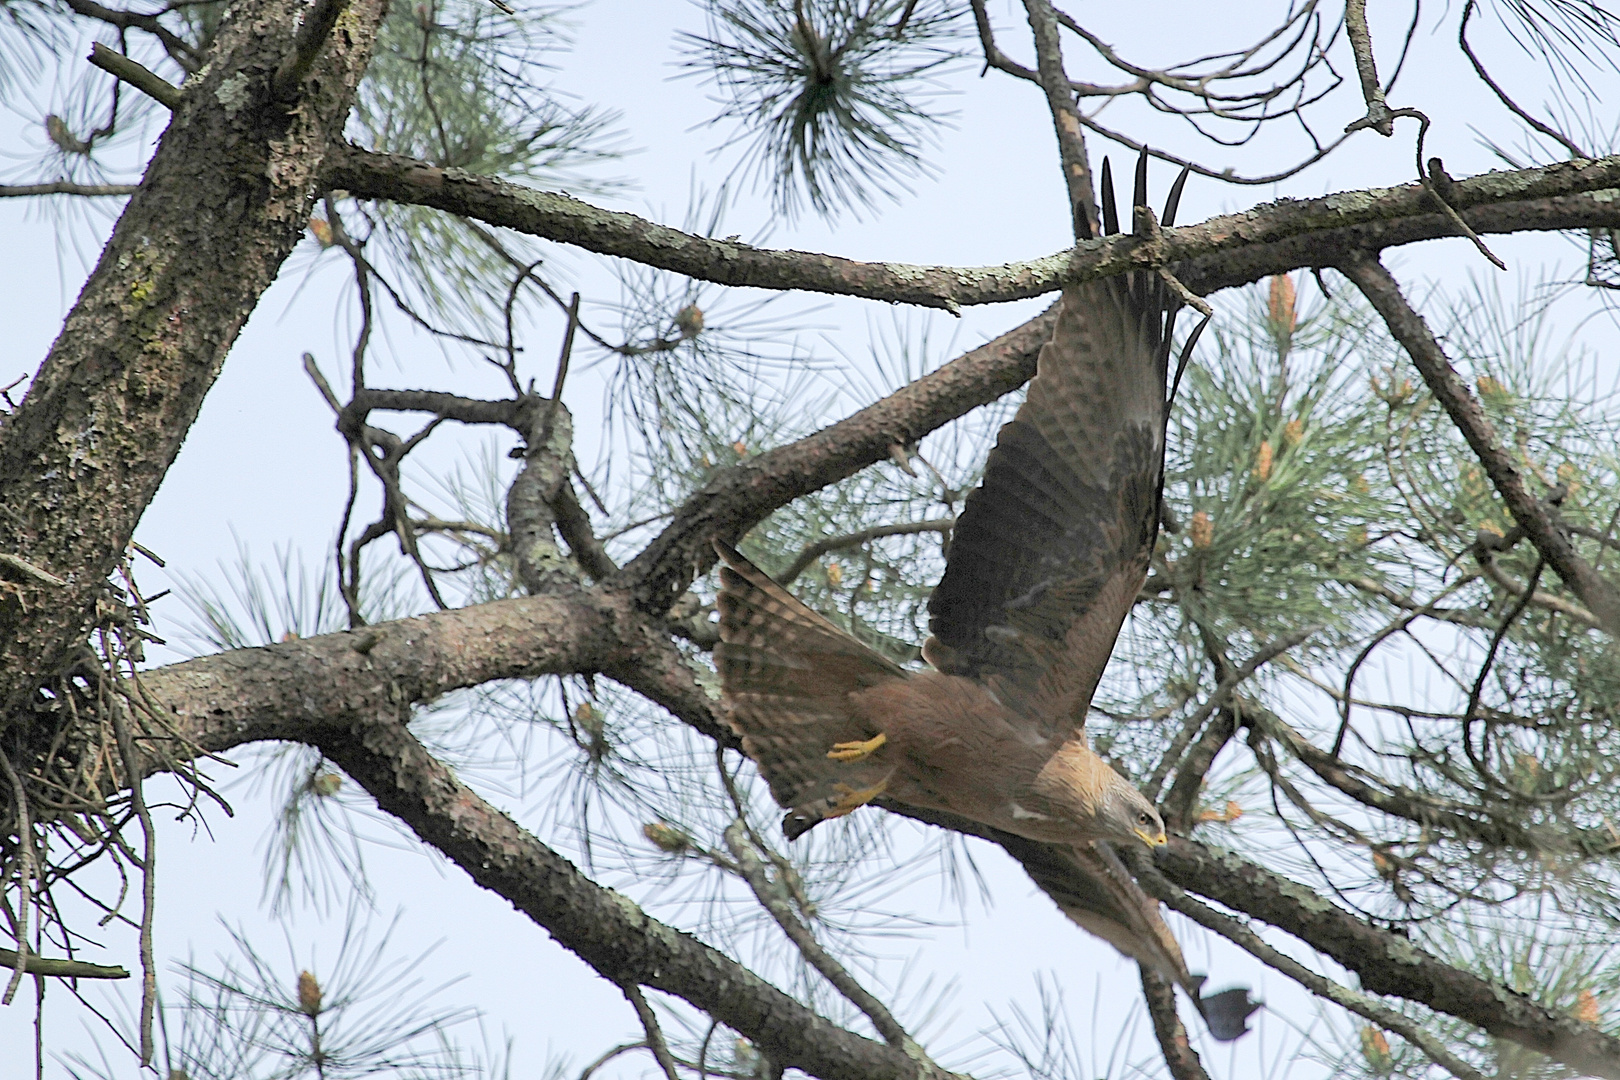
<box><xmin>1138</xmin><ymin>812</ymin><xmax>1152</xmax><ymax>826</ymax></box>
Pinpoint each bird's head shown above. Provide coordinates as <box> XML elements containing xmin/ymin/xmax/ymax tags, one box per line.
<box><xmin>1101</xmin><ymin>773</ymin><xmax>1168</xmax><ymax>849</ymax></box>
<box><xmin>1033</xmin><ymin>744</ymin><xmax>1168</xmax><ymax>847</ymax></box>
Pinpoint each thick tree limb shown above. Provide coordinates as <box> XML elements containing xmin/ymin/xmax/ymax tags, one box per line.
<box><xmin>1178</xmin><ymin>191</ymin><xmax>1620</xmax><ymax>295</ymax></box>
<box><xmin>1339</xmin><ymin>251</ymin><xmax>1620</xmax><ymax>636</ymax></box>
<box><xmin>1154</xmin><ymin>837</ymin><xmax>1620</xmax><ymax>1080</ymax></box>
<box><xmin>0</xmin><ymin>947</ymin><xmax>128</xmax><ymax>980</ymax></box>
<box><xmin>138</xmin><ymin>592</ymin><xmax>637</xmax><ymax>751</ymax></box>
<box><xmin>128</xmin><ymin>592</ymin><xmax>1620</xmax><ymax>1075</ymax></box>
<box><xmin>273</xmin><ymin>0</ymin><xmax>353</xmax><ymax>99</ymax></box>
<box><xmin>298</xmin><ymin>705</ymin><xmax>965</xmax><ymax>1080</ymax></box>
<box><xmin>0</xmin><ymin>0</ymin><xmax>387</xmax><ymax>735</ymax></box>
<box><xmin>325</xmin><ymin>145</ymin><xmax>1620</xmax><ymax>310</ymax></box>
<box><xmin>130</xmin><ymin>597</ymin><xmax>836</xmax><ymax>1067</ymax></box>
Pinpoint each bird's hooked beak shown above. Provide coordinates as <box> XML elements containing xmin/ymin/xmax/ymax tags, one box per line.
<box><xmin>1133</xmin><ymin>826</ymin><xmax>1168</xmax><ymax>848</ymax></box>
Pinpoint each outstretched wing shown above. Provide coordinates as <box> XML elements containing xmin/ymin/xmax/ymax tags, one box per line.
<box><xmin>925</xmin><ymin>180</ymin><xmax>1182</xmax><ymax>739</ymax></box>
<box><xmin>712</xmin><ymin>541</ymin><xmax>906</xmax><ymax>815</ymax></box>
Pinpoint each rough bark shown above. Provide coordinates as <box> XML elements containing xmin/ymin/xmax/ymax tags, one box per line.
<box><xmin>0</xmin><ymin>0</ymin><xmax>388</xmax><ymax>731</ymax></box>
<box><xmin>314</xmin><ymin>716</ymin><xmax>960</xmax><ymax>1080</ymax></box>
<box><xmin>325</xmin><ymin>144</ymin><xmax>1620</xmax><ymax>308</ymax></box>
<box><xmin>1154</xmin><ymin>837</ymin><xmax>1620</xmax><ymax>1080</ymax></box>
<box><xmin>140</xmin><ymin>591</ymin><xmax>632</xmax><ymax>751</ymax></box>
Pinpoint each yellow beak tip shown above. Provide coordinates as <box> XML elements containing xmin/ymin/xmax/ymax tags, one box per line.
<box><xmin>1134</xmin><ymin>828</ymin><xmax>1168</xmax><ymax>848</ymax></box>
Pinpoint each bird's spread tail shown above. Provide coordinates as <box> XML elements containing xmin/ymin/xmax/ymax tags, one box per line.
<box><xmin>712</xmin><ymin>540</ymin><xmax>905</xmax><ymax>839</ymax></box>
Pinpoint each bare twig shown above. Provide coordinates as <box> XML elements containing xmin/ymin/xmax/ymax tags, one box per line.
<box><xmin>722</xmin><ymin>820</ymin><xmax>916</xmax><ymax>1051</ymax></box>
<box><xmin>779</xmin><ymin>519</ymin><xmax>952</xmax><ymax>585</ymax></box>
<box><xmin>87</xmin><ymin>42</ymin><xmax>181</xmax><ymax>110</ymax></box>
<box><xmin>1021</xmin><ymin>0</ymin><xmax>1097</xmax><ymax>239</ymax></box>
<box><xmin>1474</xmin><ymin>550</ymin><xmax>1598</xmax><ymax>627</ymax></box>
<box><xmin>1332</xmin><ymin>574</ymin><xmax>1478</xmax><ymax>756</ymax></box>
<box><xmin>622</xmin><ymin>984</ymin><xmax>681</xmax><ymax>1080</ymax></box>
<box><xmin>1144</xmin><ymin>624</ymin><xmax>1320</xmax><ymax>800</ymax></box>
<box><xmin>0</xmin><ymin>554</ymin><xmax>66</xmax><ymax>588</ymax></box>
<box><xmin>63</xmin><ymin>0</ymin><xmax>200</xmax><ymax>69</ymax></box>
<box><xmin>108</xmin><ymin>697</ymin><xmax>156</xmax><ymax>1066</ymax></box>
<box><xmin>0</xmin><ymin>182</ymin><xmax>140</xmax><ymax>198</ymax></box>
<box><xmin>1459</xmin><ymin>0</ymin><xmax>1587</xmax><ymax>160</ymax></box>
<box><xmin>1342</xmin><ymin>0</ymin><xmax>1393</xmax><ymax>135</ymax></box>
<box><xmin>0</xmin><ymin>752</ymin><xmax>33</xmax><ymax>1006</ymax></box>
<box><xmin>1462</xmin><ymin>557</ymin><xmax>1545</xmax><ymax>785</ymax></box>
<box><xmin>0</xmin><ymin>948</ymin><xmax>128</xmax><ymax>980</ymax></box>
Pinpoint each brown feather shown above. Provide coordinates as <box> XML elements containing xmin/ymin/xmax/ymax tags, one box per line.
<box><xmin>707</xmin><ymin>163</ymin><xmax>1257</xmax><ymax>1040</ymax></box>
<box><xmin>925</xmin><ymin>267</ymin><xmax>1178</xmax><ymax>738</ymax></box>
<box><xmin>713</xmin><ymin>541</ymin><xmax>903</xmax><ymax>816</ymax></box>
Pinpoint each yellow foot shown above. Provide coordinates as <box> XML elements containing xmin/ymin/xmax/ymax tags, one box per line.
<box><xmin>827</xmin><ymin>732</ymin><xmax>887</xmax><ymax>762</ymax></box>
<box><xmin>825</xmin><ymin>779</ymin><xmax>890</xmax><ymax>819</ymax></box>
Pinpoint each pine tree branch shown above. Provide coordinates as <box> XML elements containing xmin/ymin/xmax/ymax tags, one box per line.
<box><xmin>60</xmin><ymin>0</ymin><xmax>201</xmax><ymax>69</ymax></box>
<box><xmin>87</xmin><ymin>42</ymin><xmax>181</xmax><ymax>109</ymax></box>
<box><xmin>272</xmin><ymin>0</ymin><xmax>352</xmax><ymax>98</ymax></box>
<box><xmin>1138</xmin><ymin>967</ymin><xmax>1210</xmax><ymax>1080</ymax></box>
<box><xmin>881</xmin><ymin>805</ymin><xmax>1620</xmax><ymax>1079</ymax></box>
<box><xmin>324</xmin><ymin>146</ymin><xmax>1620</xmax><ymax>311</ymax></box>
<box><xmin>619</xmin><ymin>304</ymin><xmax>1059</xmax><ymax>616</ymax></box>
<box><xmin>722</xmin><ymin>821</ymin><xmax>916</xmax><ymax>1051</ymax></box>
<box><xmin>1125</xmin><ymin>851</ymin><xmax>1487</xmax><ymax>1080</ymax></box>
<box><xmin>328</xmin><ymin>143</ymin><xmax>1620</xmax><ymax>307</ymax></box>
<box><xmin>0</xmin><ymin>948</ymin><xmax>128</xmax><ymax>980</ymax></box>
<box><xmin>0</xmin><ymin>181</ymin><xmax>140</xmax><ymax>198</ymax></box>
<box><xmin>307</xmin><ymin>707</ymin><xmax>965</xmax><ymax>1080</ymax></box>
<box><xmin>1153</xmin><ymin>836</ymin><xmax>1620</xmax><ymax>1079</ymax></box>
<box><xmin>1340</xmin><ymin>251</ymin><xmax>1620</xmax><ymax>637</ymax></box>
<box><xmin>1021</xmin><ymin>0</ymin><xmax>1098</xmax><ymax>239</ymax></box>
<box><xmin>125</xmin><ymin>589</ymin><xmax>1620</xmax><ymax>1076</ymax></box>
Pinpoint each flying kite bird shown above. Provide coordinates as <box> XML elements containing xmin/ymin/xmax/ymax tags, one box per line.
<box><xmin>712</xmin><ymin>156</ymin><xmax>1259</xmax><ymax>1041</ymax></box>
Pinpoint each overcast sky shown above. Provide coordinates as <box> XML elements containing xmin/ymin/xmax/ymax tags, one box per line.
<box><xmin>3</xmin><ymin>1</ymin><xmax>1616</xmax><ymax>1076</ymax></box>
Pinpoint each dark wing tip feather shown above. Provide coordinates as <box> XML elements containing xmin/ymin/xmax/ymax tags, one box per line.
<box><xmin>1100</xmin><ymin>157</ymin><xmax>1119</xmax><ymax>236</ymax></box>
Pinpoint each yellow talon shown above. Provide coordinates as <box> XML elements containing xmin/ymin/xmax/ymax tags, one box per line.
<box><xmin>827</xmin><ymin>732</ymin><xmax>887</xmax><ymax>762</ymax></box>
<box><xmin>825</xmin><ymin>779</ymin><xmax>889</xmax><ymax>818</ymax></box>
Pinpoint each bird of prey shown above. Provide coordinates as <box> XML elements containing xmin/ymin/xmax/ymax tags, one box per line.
<box><xmin>711</xmin><ymin>157</ymin><xmax>1258</xmax><ymax>1040</ymax></box>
